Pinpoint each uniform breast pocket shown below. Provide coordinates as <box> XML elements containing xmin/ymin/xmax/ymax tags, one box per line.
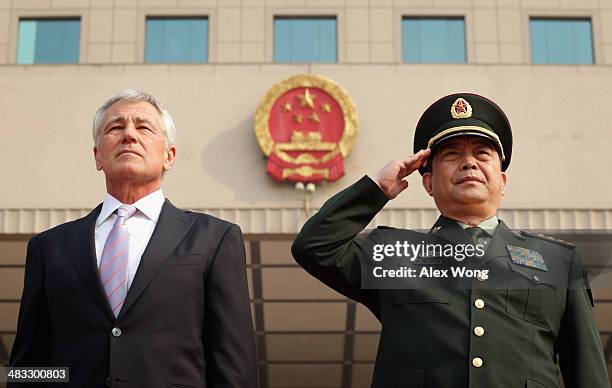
<box><xmin>506</xmin><ymin>263</ymin><xmax>562</xmax><ymax>331</ymax></box>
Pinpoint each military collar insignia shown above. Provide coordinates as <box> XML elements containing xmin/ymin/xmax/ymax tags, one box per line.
<box><xmin>451</xmin><ymin>97</ymin><xmax>472</xmax><ymax>119</ymax></box>
<box><xmin>506</xmin><ymin>245</ymin><xmax>548</xmax><ymax>271</ymax></box>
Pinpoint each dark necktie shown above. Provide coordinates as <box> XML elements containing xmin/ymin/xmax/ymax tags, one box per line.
<box><xmin>465</xmin><ymin>226</ymin><xmax>489</xmax><ymax>247</ymax></box>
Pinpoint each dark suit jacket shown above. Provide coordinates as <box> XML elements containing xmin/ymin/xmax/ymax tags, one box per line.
<box><xmin>292</xmin><ymin>176</ymin><xmax>610</xmax><ymax>388</ymax></box>
<box><xmin>9</xmin><ymin>199</ymin><xmax>257</xmax><ymax>388</ymax></box>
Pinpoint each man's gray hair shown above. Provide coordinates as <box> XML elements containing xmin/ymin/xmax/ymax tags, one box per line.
<box><xmin>92</xmin><ymin>89</ymin><xmax>177</xmax><ymax>147</ymax></box>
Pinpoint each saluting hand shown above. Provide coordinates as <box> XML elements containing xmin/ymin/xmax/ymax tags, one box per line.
<box><xmin>372</xmin><ymin>149</ymin><xmax>431</xmax><ymax>199</ymax></box>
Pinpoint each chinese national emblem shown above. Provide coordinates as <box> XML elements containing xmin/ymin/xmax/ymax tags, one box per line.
<box><xmin>254</xmin><ymin>74</ymin><xmax>358</xmax><ymax>183</ymax></box>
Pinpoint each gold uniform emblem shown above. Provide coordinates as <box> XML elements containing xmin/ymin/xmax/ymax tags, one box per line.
<box><xmin>450</xmin><ymin>98</ymin><xmax>472</xmax><ymax>119</ymax></box>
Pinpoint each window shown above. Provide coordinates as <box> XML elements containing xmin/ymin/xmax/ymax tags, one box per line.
<box><xmin>530</xmin><ymin>18</ymin><xmax>593</xmax><ymax>64</ymax></box>
<box><xmin>145</xmin><ymin>17</ymin><xmax>208</xmax><ymax>63</ymax></box>
<box><xmin>17</xmin><ymin>19</ymin><xmax>80</xmax><ymax>64</ymax></box>
<box><xmin>402</xmin><ymin>17</ymin><xmax>466</xmax><ymax>63</ymax></box>
<box><xmin>274</xmin><ymin>17</ymin><xmax>336</xmax><ymax>63</ymax></box>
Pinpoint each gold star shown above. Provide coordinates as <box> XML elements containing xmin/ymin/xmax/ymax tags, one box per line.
<box><xmin>296</xmin><ymin>88</ymin><xmax>316</xmax><ymax>109</ymax></box>
<box><xmin>310</xmin><ymin>112</ymin><xmax>320</xmax><ymax>123</ymax></box>
<box><xmin>282</xmin><ymin>102</ymin><xmax>292</xmax><ymax>112</ymax></box>
<box><xmin>293</xmin><ymin>114</ymin><xmax>303</xmax><ymax>123</ymax></box>
<box><xmin>322</xmin><ymin>103</ymin><xmax>332</xmax><ymax>113</ymax></box>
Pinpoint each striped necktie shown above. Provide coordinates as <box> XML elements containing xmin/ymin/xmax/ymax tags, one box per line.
<box><xmin>99</xmin><ymin>205</ymin><xmax>137</xmax><ymax>318</ymax></box>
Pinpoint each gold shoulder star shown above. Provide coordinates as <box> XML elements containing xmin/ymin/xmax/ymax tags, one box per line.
<box><xmin>322</xmin><ymin>103</ymin><xmax>332</xmax><ymax>113</ymax></box>
<box><xmin>282</xmin><ymin>102</ymin><xmax>292</xmax><ymax>112</ymax></box>
<box><xmin>310</xmin><ymin>112</ymin><xmax>320</xmax><ymax>123</ymax></box>
<box><xmin>297</xmin><ymin>88</ymin><xmax>316</xmax><ymax>109</ymax></box>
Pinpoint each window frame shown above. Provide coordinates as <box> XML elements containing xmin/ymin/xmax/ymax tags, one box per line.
<box><xmin>144</xmin><ymin>15</ymin><xmax>210</xmax><ymax>64</ymax></box>
<box><xmin>266</xmin><ymin>9</ymin><xmax>344</xmax><ymax>63</ymax></box>
<box><xmin>272</xmin><ymin>15</ymin><xmax>339</xmax><ymax>63</ymax></box>
<box><xmin>528</xmin><ymin>16</ymin><xmax>595</xmax><ymax>65</ymax></box>
<box><xmin>139</xmin><ymin>8</ymin><xmax>216</xmax><ymax>63</ymax></box>
<box><xmin>401</xmin><ymin>15</ymin><xmax>468</xmax><ymax>64</ymax></box>
<box><xmin>521</xmin><ymin>9</ymin><xmax>601</xmax><ymax>66</ymax></box>
<box><xmin>11</xmin><ymin>12</ymin><xmax>86</xmax><ymax>65</ymax></box>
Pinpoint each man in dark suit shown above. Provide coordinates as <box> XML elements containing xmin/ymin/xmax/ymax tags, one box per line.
<box><xmin>292</xmin><ymin>93</ymin><xmax>610</xmax><ymax>387</ymax></box>
<box><xmin>9</xmin><ymin>90</ymin><xmax>257</xmax><ymax>388</ymax></box>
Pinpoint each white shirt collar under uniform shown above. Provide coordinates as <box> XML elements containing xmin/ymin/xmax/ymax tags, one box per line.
<box><xmin>457</xmin><ymin>215</ymin><xmax>499</xmax><ymax>236</ymax></box>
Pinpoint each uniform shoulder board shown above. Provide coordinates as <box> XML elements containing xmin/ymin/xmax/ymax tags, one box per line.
<box><xmin>519</xmin><ymin>231</ymin><xmax>576</xmax><ymax>249</ymax></box>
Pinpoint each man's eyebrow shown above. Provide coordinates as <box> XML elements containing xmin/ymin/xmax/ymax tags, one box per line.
<box><xmin>133</xmin><ymin>117</ymin><xmax>154</xmax><ymax>125</ymax></box>
<box><xmin>103</xmin><ymin>116</ymin><xmax>126</xmax><ymax>128</ymax></box>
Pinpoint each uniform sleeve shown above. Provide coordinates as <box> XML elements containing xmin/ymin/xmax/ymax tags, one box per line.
<box><xmin>291</xmin><ymin>176</ymin><xmax>389</xmax><ymax>317</ymax></box>
<box><xmin>204</xmin><ymin>224</ymin><xmax>257</xmax><ymax>388</ymax></box>
<box><xmin>8</xmin><ymin>237</ymin><xmax>52</xmax><ymax>387</ymax></box>
<box><xmin>557</xmin><ymin>249</ymin><xmax>610</xmax><ymax>388</ymax></box>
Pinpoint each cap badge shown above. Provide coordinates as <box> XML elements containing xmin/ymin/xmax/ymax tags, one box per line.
<box><xmin>450</xmin><ymin>98</ymin><xmax>472</xmax><ymax>119</ymax></box>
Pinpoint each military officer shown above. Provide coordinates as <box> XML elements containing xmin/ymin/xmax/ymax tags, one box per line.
<box><xmin>291</xmin><ymin>93</ymin><xmax>610</xmax><ymax>388</ymax></box>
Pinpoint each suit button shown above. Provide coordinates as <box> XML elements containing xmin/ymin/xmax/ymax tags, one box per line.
<box><xmin>474</xmin><ymin>299</ymin><xmax>485</xmax><ymax>309</ymax></box>
<box><xmin>112</xmin><ymin>327</ymin><xmax>122</xmax><ymax>337</ymax></box>
<box><xmin>474</xmin><ymin>326</ymin><xmax>485</xmax><ymax>336</ymax></box>
<box><xmin>472</xmin><ymin>357</ymin><xmax>483</xmax><ymax>368</ymax></box>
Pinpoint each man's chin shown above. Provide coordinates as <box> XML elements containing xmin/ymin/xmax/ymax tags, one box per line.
<box><xmin>104</xmin><ymin>165</ymin><xmax>144</xmax><ymax>179</ymax></box>
<box><xmin>451</xmin><ymin>191</ymin><xmax>488</xmax><ymax>204</ymax></box>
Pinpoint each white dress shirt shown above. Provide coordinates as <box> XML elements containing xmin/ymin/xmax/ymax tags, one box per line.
<box><xmin>95</xmin><ymin>189</ymin><xmax>165</xmax><ymax>289</ymax></box>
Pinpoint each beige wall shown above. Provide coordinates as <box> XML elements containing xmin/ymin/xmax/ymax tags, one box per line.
<box><xmin>0</xmin><ymin>0</ymin><xmax>611</xmax><ymax>234</ymax></box>
<box><xmin>1</xmin><ymin>0</ymin><xmax>612</xmax><ymax>64</ymax></box>
<box><xmin>1</xmin><ymin>63</ymin><xmax>611</xmax><ymax>212</ymax></box>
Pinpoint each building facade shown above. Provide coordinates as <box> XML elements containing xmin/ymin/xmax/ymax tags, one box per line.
<box><xmin>0</xmin><ymin>0</ymin><xmax>611</xmax><ymax>387</ymax></box>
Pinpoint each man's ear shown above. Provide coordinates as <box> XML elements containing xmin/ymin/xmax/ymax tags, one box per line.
<box><xmin>94</xmin><ymin>146</ymin><xmax>103</xmax><ymax>171</ymax></box>
<box><xmin>422</xmin><ymin>172</ymin><xmax>433</xmax><ymax>197</ymax></box>
<box><xmin>501</xmin><ymin>171</ymin><xmax>507</xmax><ymax>195</ymax></box>
<box><xmin>163</xmin><ymin>146</ymin><xmax>177</xmax><ymax>171</ymax></box>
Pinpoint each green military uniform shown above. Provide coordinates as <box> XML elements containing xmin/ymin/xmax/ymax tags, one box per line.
<box><xmin>291</xmin><ymin>93</ymin><xmax>609</xmax><ymax>388</ymax></box>
<box><xmin>292</xmin><ymin>176</ymin><xmax>609</xmax><ymax>388</ymax></box>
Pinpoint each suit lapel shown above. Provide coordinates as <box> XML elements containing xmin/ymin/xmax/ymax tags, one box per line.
<box><xmin>119</xmin><ymin>199</ymin><xmax>195</xmax><ymax>317</ymax></box>
<box><xmin>66</xmin><ymin>204</ymin><xmax>116</xmax><ymax>321</ymax></box>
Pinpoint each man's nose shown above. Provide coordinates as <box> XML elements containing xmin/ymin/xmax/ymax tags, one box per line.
<box><xmin>460</xmin><ymin>155</ymin><xmax>478</xmax><ymax>170</ymax></box>
<box><xmin>122</xmin><ymin>123</ymin><xmax>138</xmax><ymax>143</ymax></box>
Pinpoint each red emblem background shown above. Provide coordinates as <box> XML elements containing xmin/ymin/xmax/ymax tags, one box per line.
<box><xmin>254</xmin><ymin>75</ymin><xmax>358</xmax><ymax>184</ymax></box>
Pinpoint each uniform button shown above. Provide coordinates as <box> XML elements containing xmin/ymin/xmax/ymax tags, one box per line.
<box><xmin>111</xmin><ymin>327</ymin><xmax>122</xmax><ymax>337</ymax></box>
<box><xmin>472</xmin><ymin>357</ymin><xmax>483</xmax><ymax>368</ymax></box>
<box><xmin>474</xmin><ymin>299</ymin><xmax>485</xmax><ymax>309</ymax></box>
<box><xmin>474</xmin><ymin>326</ymin><xmax>485</xmax><ymax>337</ymax></box>
<box><xmin>105</xmin><ymin>377</ymin><xmax>111</xmax><ymax>387</ymax></box>
<box><xmin>533</xmin><ymin>275</ymin><xmax>540</xmax><ymax>282</ymax></box>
